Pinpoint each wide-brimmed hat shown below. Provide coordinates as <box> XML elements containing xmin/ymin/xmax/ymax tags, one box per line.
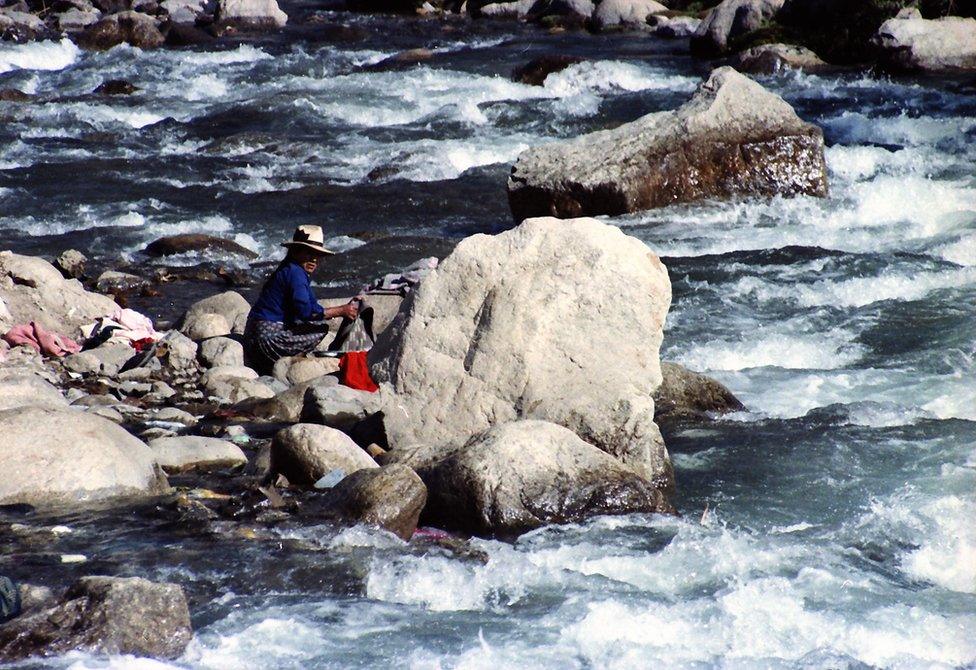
<box><xmin>281</xmin><ymin>225</ymin><xmax>334</xmax><ymax>255</ymax></box>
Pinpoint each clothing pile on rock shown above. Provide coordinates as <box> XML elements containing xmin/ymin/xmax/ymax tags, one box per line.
<box><xmin>1</xmin><ymin>322</ymin><xmax>81</xmax><ymax>358</ymax></box>
<box><xmin>81</xmin><ymin>306</ymin><xmax>159</xmax><ymax>350</ymax></box>
<box><xmin>361</xmin><ymin>257</ymin><xmax>438</xmax><ymax>295</ymax></box>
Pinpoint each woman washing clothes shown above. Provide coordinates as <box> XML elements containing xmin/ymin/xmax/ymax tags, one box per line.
<box><xmin>244</xmin><ymin>225</ymin><xmax>358</xmax><ymax>374</ymax></box>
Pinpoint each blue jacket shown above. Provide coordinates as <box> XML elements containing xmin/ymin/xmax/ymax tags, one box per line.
<box><xmin>249</xmin><ymin>261</ymin><xmax>325</xmax><ymax>324</ymax></box>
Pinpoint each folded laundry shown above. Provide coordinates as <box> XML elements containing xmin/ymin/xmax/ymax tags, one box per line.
<box><xmin>82</xmin><ymin>306</ymin><xmax>159</xmax><ymax>349</ymax></box>
<box><xmin>2</xmin><ymin>321</ymin><xmax>82</xmax><ymax>358</ymax></box>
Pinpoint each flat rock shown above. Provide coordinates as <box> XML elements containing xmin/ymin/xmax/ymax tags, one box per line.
<box><xmin>271</xmin><ymin>423</ymin><xmax>377</xmax><ymax>486</ymax></box>
<box><xmin>321</xmin><ymin>464</ymin><xmax>426</xmax><ymax>540</ymax></box>
<box><xmin>369</xmin><ymin>216</ymin><xmax>673</xmax><ymax>485</ymax></box>
<box><xmin>0</xmin><ymin>374</ymin><xmax>67</xmax><ymax>411</ymax></box>
<box><xmin>507</xmin><ymin>67</ymin><xmax>828</xmax><ymax>220</ymax></box>
<box><xmin>0</xmin><ymin>576</ymin><xmax>191</xmax><ymax>661</ymax></box>
<box><xmin>414</xmin><ymin>420</ymin><xmax>670</xmax><ymax>537</ymax></box>
<box><xmin>0</xmin><ymin>406</ymin><xmax>167</xmax><ymax>506</ymax></box>
<box><xmin>148</xmin><ymin>436</ymin><xmax>248</xmax><ymax>473</ymax></box>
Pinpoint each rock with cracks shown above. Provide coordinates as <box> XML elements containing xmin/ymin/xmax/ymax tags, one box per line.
<box><xmin>0</xmin><ymin>576</ymin><xmax>191</xmax><ymax>661</ymax></box>
<box><xmin>369</xmin><ymin>216</ymin><xmax>673</xmax><ymax>487</ymax></box>
<box><xmin>403</xmin><ymin>420</ymin><xmax>671</xmax><ymax>537</ymax></box>
<box><xmin>507</xmin><ymin>67</ymin><xmax>827</xmax><ymax>221</ymax></box>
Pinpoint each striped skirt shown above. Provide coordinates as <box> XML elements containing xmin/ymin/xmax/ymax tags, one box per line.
<box><xmin>243</xmin><ymin>318</ymin><xmax>329</xmax><ymax>374</ymax></box>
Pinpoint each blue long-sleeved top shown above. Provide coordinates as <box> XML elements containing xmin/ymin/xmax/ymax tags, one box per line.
<box><xmin>249</xmin><ymin>261</ymin><xmax>325</xmax><ymax>324</ymax></box>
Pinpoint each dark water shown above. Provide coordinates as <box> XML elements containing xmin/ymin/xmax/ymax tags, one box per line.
<box><xmin>1</xmin><ymin>10</ymin><xmax>974</xmax><ymax>668</ymax></box>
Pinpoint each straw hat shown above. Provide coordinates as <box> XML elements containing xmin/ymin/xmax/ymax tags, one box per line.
<box><xmin>281</xmin><ymin>225</ymin><xmax>334</xmax><ymax>255</ymax></box>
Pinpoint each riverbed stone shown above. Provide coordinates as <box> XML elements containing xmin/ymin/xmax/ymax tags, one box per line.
<box><xmin>0</xmin><ymin>252</ymin><xmax>118</xmax><ymax>338</ymax></box>
<box><xmin>689</xmin><ymin>0</ymin><xmax>784</xmax><ymax>55</ymax></box>
<box><xmin>0</xmin><ymin>576</ymin><xmax>191</xmax><ymax>661</ymax></box>
<box><xmin>322</xmin><ymin>464</ymin><xmax>426</xmax><ymax>540</ymax></box>
<box><xmin>149</xmin><ymin>436</ymin><xmax>248</xmax><ymax>473</ymax></box>
<box><xmin>300</xmin><ymin>378</ymin><xmax>382</xmax><ymax>430</ymax></box>
<box><xmin>369</xmin><ymin>216</ymin><xmax>672</xmax><ymax>485</ymax></box>
<box><xmin>272</xmin><ymin>354</ymin><xmax>340</xmax><ymax>385</ymax></box>
<box><xmin>872</xmin><ymin>9</ymin><xmax>976</xmax><ymax>72</ymax></box>
<box><xmin>54</xmin><ymin>249</ymin><xmax>87</xmax><ymax>279</ymax></box>
<box><xmin>0</xmin><ymin>406</ymin><xmax>167</xmax><ymax>506</ymax></box>
<box><xmin>179</xmin><ymin>291</ymin><xmax>249</xmax><ymax>340</ymax></box>
<box><xmin>413</xmin><ymin>420</ymin><xmax>670</xmax><ymax>536</ymax></box>
<box><xmin>651</xmin><ymin>14</ymin><xmax>700</xmax><ymax>37</ymax></box>
<box><xmin>76</xmin><ymin>10</ymin><xmax>165</xmax><ymax>50</ymax></box>
<box><xmin>507</xmin><ymin>67</ymin><xmax>827</xmax><ymax>221</ymax></box>
<box><xmin>215</xmin><ymin>0</ymin><xmax>287</xmax><ymax>28</ymax></box>
<box><xmin>62</xmin><ymin>343</ymin><xmax>134</xmax><ymax>377</ymax></box>
<box><xmin>511</xmin><ymin>54</ymin><xmax>583</xmax><ymax>85</ymax></box>
<box><xmin>655</xmin><ymin>362</ymin><xmax>745</xmax><ymax>422</ymax></box>
<box><xmin>592</xmin><ymin>0</ymin><xmax>667</xmax><ymax>29</ymax></box>
<box><xmin>0</xmin><ymin>374</ymin><xmax>67</xmax><ymax>411</ymax></box>
<box><xmin>734</xmin><ymin>43</ymin><xmax>828</xmax><ymax>73</ymax></box>
<box><xmin>271</xmin><ymin>424</ymin><xmax>378</xmax><ymax>486</ymax></box>
<box><xmin>161</xmin><ymin>331</ymin><xmax>198</xmax><ymax>372</ymax></box>
<box><xmin>58</xmin><ymin>6</ymin><xmax>101</xmax><ymax>31</ymax></box>
<box><xmin>144</xmin><ymin>233</ymin><xmax>257</xmax><ymax>259</ymax></box>
<box><xmin>199</xmin><ymin>336</ymin><xmax>244</xmax><ymax>368</ymax></box>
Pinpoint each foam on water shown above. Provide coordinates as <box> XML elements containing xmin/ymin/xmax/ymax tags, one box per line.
<box><xmin>0</xmin><ymin>38</ymin><xmax>80</xmax><ymax>74</ymax></box>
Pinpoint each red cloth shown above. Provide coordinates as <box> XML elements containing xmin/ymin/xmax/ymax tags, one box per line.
<box><xmin>130</xmin><ymin>337</ymin><xmax>156</xmax><ymax>353</ymax></box>
<box><xmin>338</xmin><ymin>351</ymin><xmax>378</xmax><ymax>392</ymax></box>
<box><xmin>2</xmin><ymin>322</ymin><xmax>81</xmax><ymax>358</ymax></box>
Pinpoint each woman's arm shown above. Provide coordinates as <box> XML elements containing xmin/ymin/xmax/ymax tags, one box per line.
<box><xmin>286</xmin><ymin>265</ymin><xmax>326</xmax><ymax>321</ymax></box>
<box><xmin>325</xmin><ymin>303</ymin><xmax>359</xmax><ymax>320</ymax></box>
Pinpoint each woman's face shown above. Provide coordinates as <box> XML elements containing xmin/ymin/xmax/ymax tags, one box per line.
<box><xmin>293</xmin><ymin>248</ymin><xmax>321</xmax><ymax>274</ymax></box>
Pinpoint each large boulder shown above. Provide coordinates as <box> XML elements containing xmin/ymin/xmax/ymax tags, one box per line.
<box><xmin>592</xmin><ymin>0</ymin><xmax>667</xmax><ymax>29</ymax></box>
<box><xmin>369</xmin><ymin>216</ymin><xmax>672</xmax><ymax>485</ymax></box>
<box><xmin>507</xmin><ymin>67</ymin><xmax>827</xmax><ymax>221</ymax></box>
<box><xmin>0</xmin><ymin>252</ymin><xmax>118</xmax><ymax>338</ymax></box>
<box><xmin>872</xmin><ymin>9</ymin><xmax>976</xmax><ymax>72</ymax></box>
<box><xmin>322</xmin><ymin>464</ymin><xmax>427</xmax><ymax>540</ymax></box>
<box><xmin>734</xmin><ymin>43</ymin><xmax>828</xmax><ymax>73</ymax></box>
<box><xmin>215</xmin><ymin>0</ymin><xmax>287</xmax><ymax>28</ymax></box>
<box><xmin>178</xmin><ymin>291</ymin><xmax>249</xmax><ymax>341</ymax></box>
<box><xmin>271</xmin><ymin>424</ymin><xmax>378</xmax><ymax>486</ymax></box>
<box><xmin>0</xmin><ymin>406</ymin><xmax>167</xmax><ymax>506</ymax></box>
<box><xmin>144</xmin><ymin>233</ymin><xmax>258</xmax><ymax>259</ymax></box>
<box><xmin>199</xmin><ymin>336</ymin><xmax>244</xmax><ymax>368</ymax></box>
<box><xmin>689</xmin><ymin>0</ymin><xmax>784</xmax><ymax>55</ymax></box>
<box><xmin>403</xmin><ymin>420</ymin><xmax>670</xmax><ymax>537</ymax></box>
<box><xmin>654</xmin><ymin>362</ymin><xmax>744</xmax><ymax>423</ymax></box>
<box><xmin>0</xmin><ymin>374</ymin><xmax>66</xmax><ymax>411</ymax></box>
<box><xmin>148</xmin><ymin>436</ymin><xmax>248</xmax><ymax>474</ymax></box>
<box><xmin>76</xmin><ymin>10</ymin><xmax>165</xmax><ymax>50</ymax></box>
<box><xmin>300</xmin><ymin>378</ymin><xmax>382</xmax><ymax>430</ymax></box>
<box><xmin>0</xmin><ymin>576</ymin><xmax>191</xmax><ymax>661</ymax></box>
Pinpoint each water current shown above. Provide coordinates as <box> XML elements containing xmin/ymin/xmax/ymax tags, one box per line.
<box><xmin>0</xmin><ymin>11</ymin><xmax>974</xmax><ymax>669</ymax></box>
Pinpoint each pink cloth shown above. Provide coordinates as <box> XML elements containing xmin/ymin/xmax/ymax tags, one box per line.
<box><xmin>2</xmin><ymin>321</ymin><xmax>81</xmax><ymax>358</ymax></box>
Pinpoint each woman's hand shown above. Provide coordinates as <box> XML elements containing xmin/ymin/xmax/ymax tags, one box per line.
<box><xmin>326</xmin><ymin>302</ymin><xmax>359</xmax><ymax>320</ymax></box>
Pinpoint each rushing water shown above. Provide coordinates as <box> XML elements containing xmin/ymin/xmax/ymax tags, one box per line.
<box><xmin>1</xmin><ymin>11</ymin><xmax>975</xmax><ymax>669</ymax></box>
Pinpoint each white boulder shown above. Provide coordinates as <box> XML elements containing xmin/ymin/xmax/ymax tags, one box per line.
<box><xmin>873</xmin><ymin>10</ymin><xmax>976</xmax><ymax>72</ymax></box>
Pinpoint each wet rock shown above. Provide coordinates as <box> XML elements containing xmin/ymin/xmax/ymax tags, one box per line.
<box><xmin>0</xmin><ymin>576</ymin><xmax>191</xmax><ymax>661</ymax></box>
<box><xmin>734</xmin><ymin>43</ymin><xmax>828</xmax><ymax>73</ymax></box>
<box><xmin>369</xmin><ymin>217</ymin><xmax>672</xmax><ymax>485</ymax></box>
<box><xmin>689</xmin><ymin>0</ymin><xmax>784</xmax><ymax>55</ymax></box>
<box><xmin>300</xmin><ymin>377</ymin><xmax>381</xmax><ymax>430</ymax></box>
<box><xmin>0</xmin><ymin>252</ymin><xmax>117</xmax><ymax>337</ymax></box>
<box><xmin>149</xmin><ymin>436</ymin><xmax>248</xmax><ymax>473</ymax></box>
<box><xmin>654</xmin><ymin>362</ymin><xmax>744</xmax><ymax>421</ymax></box>
<box><xmin>271</xmin><ymin>423</ymin><xmax>378</xmax><ymax>486</ymax></box>
<box><xmin>322</xmin><ymin>464</ymin><xmax>426</xmax><ymax>540</ymax></box>
<box><xmin>54</xmin><ymin>249</ymin><xmax>87</xmax><ymax>279</ymax></box>
<box><xmin>163</xmin><ymin>21</ymin><xmax>215</xmax><ymax>44</ymax></box>
<box><xmin>0</xmin><ymin>374</ymin><xmax>67</xmax><ymax>411</ymax></box>
<box><xmin>272</xmin><ymin>354</ymin><xmax>340</xmax><ymax>385</ymax></box>
<box><xmin>415</xmin><ymin>420</ymin><xmax>670</xmax><ymax>537</ymax></box>
<box><xmin>199</xmin><ymin>336</ymin><xmax>244</xmax><ymax>368</ymax></box>
<box><xmin>651</xmin><ymin>14</ymin><xmax>700</xmax><ymax>37</ymax></box>
<box><xmin>872</xmin><ymin>9</ymin><xmax>976</xmax><ymax>72</ymax></box>
<box><xmin>362</xmin><ymin>47</ymin><xmax>434</xmax><ymax>72</ymax></box>
<box><xmin>178</xmin><ymin>290</ymin><xmax>249</xmax><ymax>340</ymax></box>
<box><xmin>0</xmin><ymin>8</ymin><xmax>46</xmax><ymax>39</ymax></box>
<box><xmin>76</xmin><ymin>10</ymin><xmax>165</xmax><ymax>50</ymax></box>
<box><xmin>62</xmin><ymin>343</ymin><xmax>135</xmax><ymax>377</ymax></box>
<box><xmin>144</xmin><ymin>233</ymin><xmax>257</xmax><ymax>259</ymax></box>
<box><xmin>0</xmin><ymin>88</ymin><xmax>32</xmax><ymax>102</ymax></box>
<box><xmin>511</xmin><ymin>54</ymin><xmax>584</xmax><ymax>86</ymax></box>
<box><xmin>592</xmin><ymin>0</ymin><xmax>667</xmax><ymax>29</ymax></box>
<box><xmin>93</xmin><ymin>79</ymin><xmax>138</xmax><ymax>95</ymax></box>
<box><xmin>507</xmin><ymin>67</ymin><xmax>828</xmax><ymax>220</ymax></box>
<box><xmin>96</xmin><ymin>270</ymin><xmax>148</xmax><ymax>294</ymax></box>
<box><xmin>215</xmin><ymin>0</ymin><xmax>286</xmax><ymax>28</ymax></box>
<box><xmin>57</xmin><ymin>6</ymin><xmax>101</xmax><ymax>31</ymax></box>
<box><xmin>0</xmin><ymin>406</ymin><xmax>167</xmax><ymax>506</ymax></box>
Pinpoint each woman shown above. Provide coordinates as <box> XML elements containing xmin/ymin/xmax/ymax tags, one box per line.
<box><xmin>244</xmin><ymin>225</ymin><xmax>358</xmax><ymax>374</ymax></box>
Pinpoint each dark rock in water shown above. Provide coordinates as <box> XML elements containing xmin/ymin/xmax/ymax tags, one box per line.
<box><xmin>76</xmin><ymin>10</ymin><xmax>166</xmax><ymax>49</ymax></box>
<box><xmin>507</xmin><ymin>67</ymin><xmax>828</xmax><ymax>221</ymax></box>
<box><xmin>343</xmin><ymin>0</ymin><xmax>425</xmax><ymax>14</ymax></box>
<box><xmin>144</xmin><ymin>233</ymin><xmax>258</xmax><ymax>259</ymax></box>
<box><xmin>93</xmin><ymin>79</ymin><xmax>139</xmax><ymax>95</ymax></box>
<box><xmin>91</xmin><ymin>0</ymin><xmax>128</xmax><ymax>14</ymax></box>
<box><xmin>0</xmin><ymin>576</ymin><xmax>191</xmax><ymax>661</ymax></box>
<box><xmin>162</xmin><ymin>20</ymin><xmax>215</xmax><ymax>44</ymax></box>
<box><xmin>303</xmin><ymin>19</ymin><xmax>368</xmax><ymax>42</ymax></box>
<box><xmin>96</xmin><ymin>269</ymin><xmax>149</xmax><ymax>294</ymax></box>
<box><xmin>392</xmin><ymin>421</ymin><xmax>671</xmax><ymax>537</ymax></box>
<box><xmin>322</xmin><ymin>464</ymin><xmax>426</xmax><ymax>540</ymax></box>
<box><xmin>362</xmin><ymin>47</ymin><xmax>434</xmax><ymax>72</ymax></box>
<box><xmin>511</xmin><ymin>54</ymin><xmax>584</xmax><ymax>86</ymax></box>
<box><xmin>734</xmin><ymin>43</ymin><xmax>829</xmax><ymax>74</ymax></box>
<box><xmin>0</xmin><ymin>89</ymin><xmax>32</xmax><ymax>103</ymax></box>
<box><xmin>654</xmin><ymin>362</ymin><xmax>744</xmax><ymax>423</ymax></box>
<box><xmin>689</xmin><ymin>0</ymin><xmax>784</xmax><ymax>56</ymax></box>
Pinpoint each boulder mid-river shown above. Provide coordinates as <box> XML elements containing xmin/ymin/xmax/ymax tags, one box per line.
<box><xmin>507</xmin><ymin>67</ymin><xmax>827</xmax><ymax>221</ymax></box>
